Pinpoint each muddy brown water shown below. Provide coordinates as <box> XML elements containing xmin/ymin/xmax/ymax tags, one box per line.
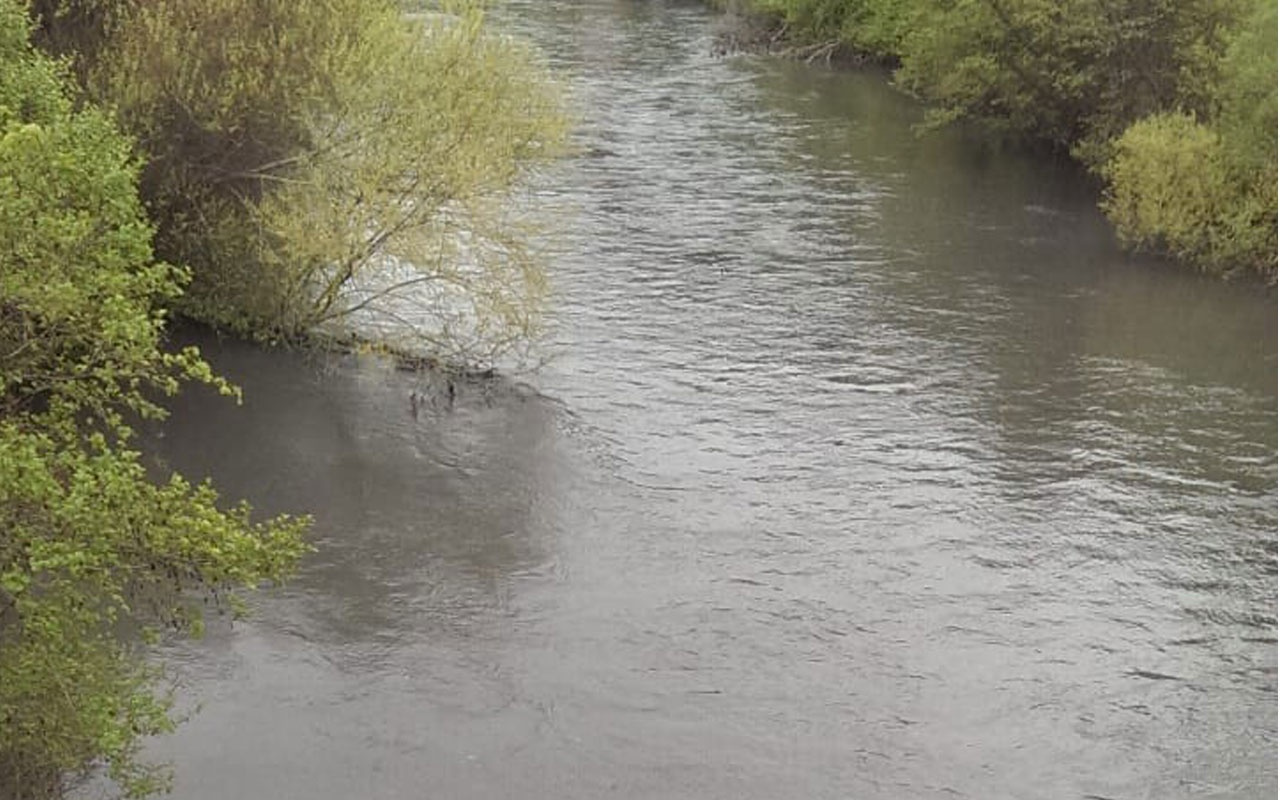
<box><xmin>113</xmin><ymin>2</ymin><xmax>1276</xmax><ymax>798</ymax></box>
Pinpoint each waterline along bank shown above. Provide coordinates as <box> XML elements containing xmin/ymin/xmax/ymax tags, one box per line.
<box><xmin>709</xmin><ymin>0</ymin><xmax>1278</xmax><ymax>281</ymax></box>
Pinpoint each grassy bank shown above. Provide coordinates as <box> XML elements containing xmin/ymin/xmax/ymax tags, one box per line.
<box><xmin>713</xmin><ymin>0</ymin><xmax>1276</xmax><ymax>281</ymax></box>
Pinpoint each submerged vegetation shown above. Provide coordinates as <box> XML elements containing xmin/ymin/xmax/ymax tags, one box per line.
<box><xmin>1</xmin><ymin>0</ymin><xmax>566</xmax><ymax>796</ymax></box>
<box><xmin>716</xmin><ymin>0</ymin><xmax>1276</xmax><ymax>279</ymax></box>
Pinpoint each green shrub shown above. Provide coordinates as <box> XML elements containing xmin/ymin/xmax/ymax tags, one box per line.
<box><xmin>48</xmin><ymin>0</ymin><xmax>568</xmax><ymax>358</ymax></box>
<box><xmin>1215</xmin><ymin>0</ymin><xmax>1276</xmax><ymax>174</ymax></box>
<box><xmin>1102</xmin><ymin>0</ymin><xmax>1275</xmax><ymax>278</ymax></box>
<box><xmin>1102</xmin><ymin>111</ymin><xmax>1275</xmax><ymax>277</ymax></box>
<box><xmin>895</xmin><ymin>0</ymin><xmax>1239</xmax><ymax>156</ymax></box>
<box><xmin>0</xmin><ymin>2</ymin><xmax>308</xmax><ymax>794</ymax></box>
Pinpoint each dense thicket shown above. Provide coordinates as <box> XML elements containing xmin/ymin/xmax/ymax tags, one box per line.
<box><xmin>0</xmin><ymin>1</ymin><xmax>307</xmax><ymax>796</ymax></box>
<box><xmin>33</xmin><ymin>0</ymin><xmax>568</xmax><ymax>358</ymax></box>
<box><xmin>721</xmin><ymin>0</ymin><xmax>1276</xmax><ymax>279</ymax></box>
<box><xmin>1101</xmin><ymin>0</ymin><xmax>1275</xmax><ymax>273</ymax></box>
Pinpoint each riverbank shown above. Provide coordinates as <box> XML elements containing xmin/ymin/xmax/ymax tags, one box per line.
<box><xmin>708</xmin><ymin>0</ymin><xmax>1277</xmax><ymax>282</ymax></box>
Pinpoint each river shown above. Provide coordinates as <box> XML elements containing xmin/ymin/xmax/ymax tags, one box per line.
<box><xmin>127</xmin><ymin>2</ymin><xmax>1277</xmax><ymax>798</ymax></box>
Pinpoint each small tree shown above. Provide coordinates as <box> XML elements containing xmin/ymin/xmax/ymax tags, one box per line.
<box><xmin>53</xmin><ymin>0</ymin><xmax>568</xmax><ymax>360</ymax></box>
<box><xmin>0</xmin><ymin>2</ymin><xmax>308</xmax><ymax>795</ymax></box>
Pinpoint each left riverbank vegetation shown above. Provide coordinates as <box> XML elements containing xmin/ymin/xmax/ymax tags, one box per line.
<box><xmin>2</xmin><ymin>0</ymin><xmax>567</xmax><ymax>797</ymax></box>
<box><xmin>32</xmin><ymin>0</ymin><xmax>568</xmax><ymax>361</ymax></box>
<box><xmin>714</xmin><ymin>0</ymin><xmax>1277</xmax><ymax>280</ymax></box>
<box><xmin>0</xmin><ymin>2</ymin><xmax>309</xmax><ymax>796</ymax></box>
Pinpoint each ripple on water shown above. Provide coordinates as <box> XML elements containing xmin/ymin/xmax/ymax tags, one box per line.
<box><xmin>130</xmin><ymin>2</ymin><xmax>1278</xmax><ymax>798</ymax></box>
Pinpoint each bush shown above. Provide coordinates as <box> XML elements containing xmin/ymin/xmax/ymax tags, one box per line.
<box><xmin>45</xmin><ymin>0</ymin><xmax>568</xmax><ymax>359</ymax></box>
<box><xmin>1102</xmin><ymin>0</ymin><xmax>1276</xmax><ymax>278</ymax></box>
<box><xmin>895</xmin><ymin>0</ymin><xmax>1239</xmax><ymax>156</ymax></box>
<box><xmin>1101</xmin><ymin>112</ymin><xmax>1275</xmax><ymax>277</ymax></box>
<box><xmin>1214</xmin><ymin>0</ymin><xmax>1276</xmax><ymax>174</ymax></box>
<box><xmin>0</xmin><ymin>2</ymin><xmax>308</xmax><ymax>794</ymax></box>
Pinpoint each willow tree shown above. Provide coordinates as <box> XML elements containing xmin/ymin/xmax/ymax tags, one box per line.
<box><xmin>0</xmin><ymin>2</ymin><xmax>308</xmax><ymax>796</ymax></box>
<box><xmin>38</xmin><ymin>0</ymin><xmax>568</xmax><ymax>361</ymax></box>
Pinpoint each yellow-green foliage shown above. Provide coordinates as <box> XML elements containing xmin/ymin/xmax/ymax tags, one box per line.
<box><xmin>1214</xmin><ymin>0</ymin><xmax>1276</xmax><ymax>174</ymax></box>
<box><xmin>1102</xmin><ymin>0</ymin><xmax>1276</xmax><ymax>278</ymax></box>
<box><xmin>0</xmin><ymin>2</ymin><xmax>308</xmax><ymax>795</ymax></box>
<box><xmin>895</xmin><ymin>0</ymin><xmax>1238</xmax><ymax>154</ymax></box>
<box><xmin>77</xmin><ymin>0</ymin><xmax>567</xmax><ymax>357</ymax></box>
<box><xmin>1101</xmin><ymin>112</ymin><xmax>1273</xmax><ymax>276</ymax></box>
<box><xmin>0</xmin><ymin>421</ymin><xmax>309</xmax><ymax>798</ymax></box>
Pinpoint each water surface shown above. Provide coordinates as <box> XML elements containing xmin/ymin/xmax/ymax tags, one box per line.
<box><xmin>133</xmin><ymin>2</ymin><xmax>1277</xmax><ymax>798</ymax></box>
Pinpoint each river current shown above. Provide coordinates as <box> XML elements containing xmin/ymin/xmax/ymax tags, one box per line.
<box><xmin>124</xmin><ymin>2</ymin><xmax>1276</xmax><ymax>798</ymax></box>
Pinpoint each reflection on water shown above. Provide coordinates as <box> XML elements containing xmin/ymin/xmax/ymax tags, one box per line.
<box><xmin>120</xmin><ymin>2</ymin><xmax>1278</xmax><ymax>799</ymax></box>
<box><xmin>149</xmin><ymin>343</ymin><xmax>564</xmax><ymax>650</ymax></box>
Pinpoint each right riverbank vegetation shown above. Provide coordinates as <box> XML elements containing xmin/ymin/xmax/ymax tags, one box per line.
<box><xmin>1</xmin><ymin>0</ymin><xmax>566</xmax><ymax>797</ymax></box>
<box><xmin>715</xmin><ymin>0</ymin><xmax>1277</xmax><ymax>280</ymax></box>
